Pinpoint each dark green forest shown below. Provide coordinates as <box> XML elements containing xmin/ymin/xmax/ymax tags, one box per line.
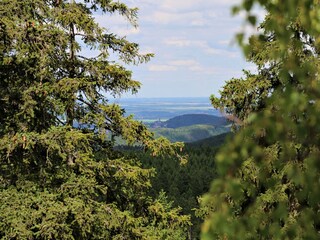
<box><xmin>1</xmin><ymin>0</ymin><xmax>320</xmax><ymax>239</ymax></box>
<box><xmin>120</xmin><ymin>133</ymin><xmax>231</xmax><ymax>238</ymax></box>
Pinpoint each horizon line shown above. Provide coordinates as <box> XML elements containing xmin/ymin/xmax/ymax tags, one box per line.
<box><xmin>110</xmin><ymin>96</ymin><xmax>212</xmax><ymax>100</ymax></box>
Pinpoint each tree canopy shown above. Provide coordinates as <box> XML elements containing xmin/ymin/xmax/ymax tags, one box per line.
<box><xmin>0</xmin><ymin>0</ymin><xmax>190</xmax><ymax>239</ymax></box>
<box><xmin>202</xmin><ymin>0</ymin><xmax>320</xmax><ymax>239</ymax></box>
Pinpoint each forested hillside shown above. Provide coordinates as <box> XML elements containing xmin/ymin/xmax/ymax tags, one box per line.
<box><xmin>152</xmin><ymin>124</ymin><xmax>229</xmax><ymax>143</ymax></box>
<box><xmin>147</xmin><ymin>114</ymin><xmax>230</xmax><ymax>143</ymax></box>
<box><xmin>187</xmin><ymin>132</ymin><xmax>232</xmax><ymax>148</ymax></box>
<box><xmin>159</xmin><ymin>114</ymin><xmax>227</xmax><ymax>128</ymax></box>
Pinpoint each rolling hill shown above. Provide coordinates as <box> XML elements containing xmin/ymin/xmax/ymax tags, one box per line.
<box><xmin>165</xmin><ymin>114</ymin><xmax>227</xmax><ymax>128</ymax></box>
<box><xmin>152</xmin><ymin>124</ymin><xmax>230</xmax><ymax>143</ymax></box>
<box><xmin>186</xmin><ymin>132</ymin><xmax>233</xmax><ymax>147</ymax></box>
<box><xmin>148</xmin><ymin>114</ymin><xmax>228</xmax><ymax>129</ymax></box>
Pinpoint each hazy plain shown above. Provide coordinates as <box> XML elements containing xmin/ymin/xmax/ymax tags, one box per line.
<box><xmin>111</xmin><ymin>97</ymin><xmax>220</xmax><ymax>122</ymax></box>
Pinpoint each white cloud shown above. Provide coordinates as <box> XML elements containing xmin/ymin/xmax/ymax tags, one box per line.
<box><xmin>86</xmin><ymin>0</ymin><xmax>254</xmax><ymax>97</ymax></box>
<box><xmin>164</xmin><ymin>38</ymin><xmax>238</xmax><ymax>58</ymax></box>
<box><xmin>164</xmin><ymin>38</ymin><xmax>206</xmax><ymax>48</ymax></box>
<box><xmin>115</xmin><ymin>27</ymin><xmax>140</xmax><ymax>36</ymax></box>
<box><xmin>191</xmin><ymin>19</ymin><xmax>206</xmax><ymax>26</ymax></box>
<box><xmin>147</xmin><ymin>59</ymin><xmax>217</xmax><ymax>74</ymax></box>
<box><xmin>147</xmin><ymin>11</ymin><xmax>207</xmax><ymax>25</ymax></box>
<box><xmin>169</xmin><ymin>59</ymin><xmax>205</xmax><ymax>72</ymax></box>
<box><xmin>139</xmin><ymin>46</ymin><xmax>155</xmax><ymax>55</ymax></box>
<box><xmin>161</xmin><ymin>0</ymin><xmax>196</xmax><ymax>10</ymax></box>
<box><xmin>94</xmin><ymin>13</ymin><xmax>140</xmax><ymax>36</ymax></box>
<box><xmin>160</xmin><ymin>0</ymin><xmax>239</xmax><ymax>11</ymax></box>
<box><xmin>127</xmin><ymin>0</ymin><xmax>239</xmax><ymax>12</ymax></box>
<box><xmin>148</xmin><ymin>65</ymin><xmax>177</xmax><ymax>72</ymax></box>
<box><xmin>218</xmin><ymin>39</ymin><xmax>233</xmax><ymax>46</ymax></box>
<box><xmin>169</xmin><ymin>60</ymin><xmax>199</xmax><ymax>67</ymax></box>
<box><xmin>94</xmin><ymin>14</ymin><xmax>128</xmax><ymax>28</ymax></box>
<box><xmin>204</xmin><ymin>47</ymin><xmax>239</xmax><ymax>58</ymax></box>
<box><xmin>168</xmin><ymin>59</ymin><xmax>217</xmax><ymax>74</ymax></box>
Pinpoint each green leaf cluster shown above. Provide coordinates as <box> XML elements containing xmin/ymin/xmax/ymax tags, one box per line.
<box><xmin>202</xmin><ymin>0</ymin><xmax>320</xmax><ymax>239</ymax></box>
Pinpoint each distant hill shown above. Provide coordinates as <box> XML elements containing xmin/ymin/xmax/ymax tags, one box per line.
<box><xmin>152</xmin><ymin>124</ymin><xmax>230</xmax><ymax>143</ymax></box>
<box><xmin>149</xmin><ymin>114</ymin><xmax>228</xmax><ymax>129</ymax></box>
<box><xmin>186</xmin><ymin>132</ymin><xmax>233</xmax><ymax>147</ymax></box>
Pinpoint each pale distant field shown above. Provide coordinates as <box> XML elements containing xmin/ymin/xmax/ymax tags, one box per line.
<box><xmin>111</xmin><ymin>97</ymin><xmax>220</xmax><ymax>121</ymax></box>
<box><xmin>138</xmin><ymin>119</ymin><xmax>169</xmax><ymax>123</ymax></box>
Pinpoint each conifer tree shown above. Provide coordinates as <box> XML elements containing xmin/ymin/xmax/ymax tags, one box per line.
<box><xmin>201</xmin><ymin>0</ymin><xmax>320</xmax><ymax>239</ymax></box>
<box><xmin>0</xmin><ymin>0</ymin><xmax>190</xmax><ymax>239</ymax></box>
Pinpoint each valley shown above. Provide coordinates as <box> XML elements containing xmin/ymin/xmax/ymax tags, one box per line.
<box><xmin>113</xmin><ymin>97</ymin><xmax>230</xmax><ymax>143</ymax></box>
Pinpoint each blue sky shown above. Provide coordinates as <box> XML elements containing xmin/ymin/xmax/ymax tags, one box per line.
<box><xmin>92</xmin><ymin>0</ymin><xmax>262</xmax><ymax>98</ymax></box>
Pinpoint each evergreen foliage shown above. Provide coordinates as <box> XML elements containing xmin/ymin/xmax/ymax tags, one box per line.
<box><xmin>129</xmin><ymin>140</ymin><xmax>227</xmax><ymax>240</ymax></box>
<box><xmin>202</xmin><ymin>0</ymin><xmax>320</xmax><ymax>239</ymax></box>
<box><xmin>0</xmin><ymin>0</ymin><xmax>190</xmax><ymax>238</ymax></box>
